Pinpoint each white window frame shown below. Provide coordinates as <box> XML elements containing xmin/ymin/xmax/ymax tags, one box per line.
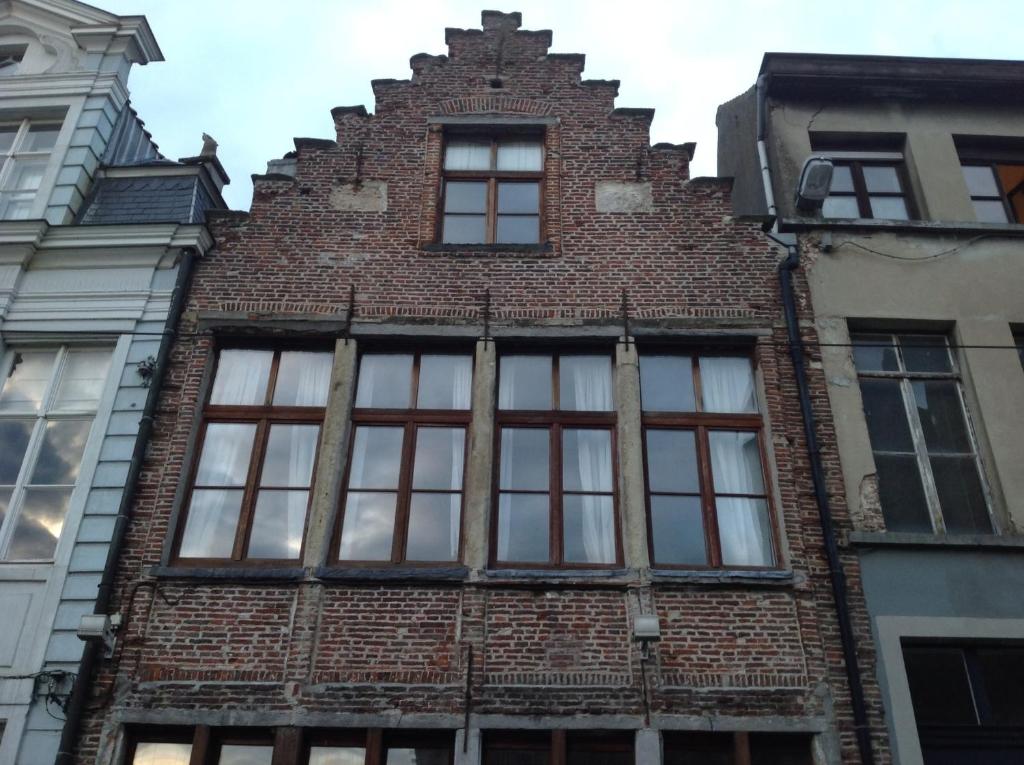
<box><xmin>0</xmin><ymin>346</ymin><xmax>110</xmax><ymax>561</ymax></box>
<box><xmin>0</xmin><ymin>118</ymin><xmax>61</xmax><ymax>221</ymax></box>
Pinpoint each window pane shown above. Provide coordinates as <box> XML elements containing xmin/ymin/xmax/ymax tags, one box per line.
<box><xmin>650</xmin><ymin>495</ymin><xmax>706</xmax><ymax>565</ymax></box>
<box><xmin>911</xmin><ymin>381</ymin><xmax>971</xmax><ymax>453</ymax></box>
<box><xmin>273</xmin><ymin>351</ymin><xmax>333</xmax><ymax>406</ymax></box>
<box><xmin>560</xmin><ymin>355</ymin><xmax>613</xmax><ymax>411</ymax></box>
<box><xmin>859</xmin><ymin>379</ymin><xmax>914</xmax><ymax>452</ymax></box>
<box><xmin>904</xmin><ymin>647</ymin><xmax>977</xmax><ymax>726</ymax></box>
<box><xmin>499</xmin><ymin>356</ymin><xmax>552</xmax><ymax>410</ymax></box>
<box><xmin>53</xmin><ymin>349</ymin><xmax>111</xmax><ymax>411</ymax></box>
<box><xmin>195</xmin><ymin>423</ymin><xmax>256</xmax><ymax>486</ymax></box>
<box><xmin>132</xmin><ymin>743</ymin><xmax>193</xmax><ymax>765</ymax></box>
<box><xmin>874</xmin><ymin>453</ymin><xmax>933</xmax><ymax>532</ymax></box>
<box><xmin>563</xmin><ymin>429</ymin><xmax>612</xmax><ymax>492</ymax></box>
<box><xmin>931</xmin><ymin>456</ymin><xmax>990</xmax><ymax>534</ymax></box>
<box><xmin>406</xmin><ymin>492</ymin><xmax>460</xmax><ymax>561</ymax></box>
<box><xmin>339</xmin><ymin>491</ymin><xmax>397</xmax><ymax>560</ymax></box>
<box><xmin>962</xmin><ymin>165</ymin><xmax>999</xmax><ymax>196</ymax></box>
<box><xmin>418</xmin><ymin>354</ymin><xmax>473</xmax><ymax>409</ymax></box>
<box><xmin>869</xmin><ymin>196</ymin><xmax>909</xmax><ymax>220</ymax></box>
<box><xmin>496</xmin><ymin>140</ymin><xmax>542</xmax><ymax>171</ymax></box>
<box><xmin>178</xmin><ymin>489</ymin><xmax>243</xmax><ymax>557</ymax></box>
<box><xmin>0</xmin><ymin>350</ymin><xmax>57</xmax><ymax>412</ymax></box>
<box><xmin>260</xmin><ymin>424</ymin><xmax>319</xmax><ymax>487</ymax></box>
<box><xmin>863</xmin><ymin>165</ymin><xmax>902</xmax><ymax>193</ymax></box>
<box><xmin>709</xmin><ymin>431</ymin><xmax>765</xmax><ymax>495</ymax></box>
<box><xmin>499</xmin><ymin>428</ymin><xmax>549</xmax><ymax>491</ymax></box>
<box><xmin>24</xmin><ymin>125</ymin><xmax>59</xmax><ymax>152</ymax></box>
<box><xmin>977</xmin><ymin>648</ymin><xmax>1024</xmax><ymax>725</ymax></box>
<box><xmin>0</xmin><ymin>487</ymin><xmax>11</xmax><ymax>530</ymax></box>
<box><xmin>664</xmin><ymin>733</ymin><xmax>732</xmax><ymax>765</ymax></box>
<box><xmin>639</xmin><ymin>355</ymin><xmax>695</xmax><ymax>412</ymax></box>
<box><xmin>309</xmin><ymin>747</ymin><xmax>366</xmax><ymax>765</ymax></box>
<box><xmin>717</xmin><ymin>497</ymin><xmax>773</xmax><ymax>567</ymax></box>
<box><xmin>210</xmin><ymin>350</ymin><xmax>272</xmax><ymax>405</ymax></box>
<box><xmin>484</xmin><ymin>746</ymin><xmax>548</xmax><ymax>765</ymax></box>
<box><xmin>495</xmin><ymin>215</ymin><xmax>540</xmax><ymax>244</ymax></box>
<box><xmin>496</xmin><ymin>493</ymin><xmax>549</xmax><ymax>562</ymax></box>
<box><xmin>413</xmin><ymin>427</ymin><xmax>465</xmax><ymax>490</ymax></box>
<box><xmin>5</xmin><ymin>486</ymin><xmax>72</xmax><ymax>560</ymax></box>
<box><xmin>645</xmin><ymin>429</ymin><xmax>699</xmax><ymax>494</ymax></box>
<box><xmin>355</xmin><ymin>354</ymin><xmax>413</xmax><ymax>409</ymax></box>
<box><xmin>822</xmin><ymin>195</ymin><xmax>860</xmax><ymax>219</ymax></box>
<box><xmin>563</xmin><ymin>495</ymin><xmax>615</xmax><ymax>564</ymax></box>
<box><xmin>445</xmin><ymin>140</ymin><xmax>491</xmax><ymax>170</ymax></box>
<box><xmin>247</xmin><ymin>490</ymin><xmax>308</xmax><ymax>558</ymax></box>
<box><xmin>973</xmin><ymin>198</ymin><xmax>1010</xmax><ymax>223</ymax></box>
<box><xmin>444</xmin><ymin>181</ymin><xmax>488</xmax><ymax>213</ymax></box>
<box><xmin>830</xmin><ymin>164</ymin><xmax>855</xmax><ymax>193</ymax></box>
<box><xmin>497</xmin><ymin>182</ymin><xmax>539</xmax><ymax>213</ymax></box>
<box><xmin>218</xmin><ymin>745</ymin><xmax>273</xmax><ymax>765</ymax></box>
<box><xmin>0</xmin><ymin>419</ymin><xmax>33</xmax><ymax>483</ymax></box>
<box><xmin>699</xmin><ymin>357</ymin><xmax>756</xmax><ymax>413</ymax></box>
<box><xmin>348</xmin><ymin>426</ymin><xmax>404</xmax><ymax>489</ymax></box>
<box><xmin>851</xmin><ymin>334</ymin><xmax>899</xmax><ymax>372</ymax></box>
<box><xmin>749</xmin><ymin>734</ymin><xmax>814</xmax><ymax>765</ymax></box>
<box><xmin>443</xmin><ymin>215</ymin><xmax>487</xmax><ymax>244</ymax></box>
<box><xmin>6</xmin><ymin>159</ymin><xmax>46</xmax><ymax>191</ymax></box>
<box><xmin>0</xmin><ymin>126</ymin><xmax>17</xmax><ymax>153</ymax></box>
<box><xmin>29</xmin><ymin>419</ymin><xmax>92</xmax><ymax>485</ymax></box>
<box><xmin>900</xmin><ymin>335</ymin><xmax>952</xmax><ymax>373</ymax></box>
<box><xmin>1</xmin><ymin>195</ymin><xmax>34</xmax><ymax>220</ymax></box>
<box><xmin>386</xmin><ymin>748</ymin><xmax>452</xmax><ymax>765</ymax></box>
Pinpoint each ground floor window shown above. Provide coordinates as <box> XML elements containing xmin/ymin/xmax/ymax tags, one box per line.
<box><xmin>484</xmin><ymin>731</ymin><xmax>633</xmax><ymax>765</ymax></box>
<box><xmin>663</xmin><ymin>731</ymin><xmax>812</xmax><ymax>765</ymax></box>
<box><xmin>128</xmin><ymin>728</ymin><xmax>453</xmax><ymax>765</ymax></box>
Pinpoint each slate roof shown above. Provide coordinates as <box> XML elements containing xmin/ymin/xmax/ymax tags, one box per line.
<box><xmin>77</xmin><ymin>174</ymin><xmax>216</xmax><ymax>225</ymax></box>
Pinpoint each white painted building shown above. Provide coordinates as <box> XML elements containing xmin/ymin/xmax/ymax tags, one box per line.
<box><xmin>0</xmin><ymin>2</ymin><xmax>226</xmax><ymax>762</ymax></box>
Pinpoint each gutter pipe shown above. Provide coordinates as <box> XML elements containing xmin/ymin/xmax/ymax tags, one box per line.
<box><xmin>55</xmin><ymin>246</ymin><xmax>199</xmax><ymax>765</ymax></box>
<box><xmin>757</xmin><ymin>74</ymin><xmax>875</xmax><ymax>765</ymax></box>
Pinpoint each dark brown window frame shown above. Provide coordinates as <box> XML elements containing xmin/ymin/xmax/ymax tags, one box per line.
<box><xmin>484</xmin><ymin>730</ymin><xmax>635</xmax><ymax>765</ymax></box>
<box><xmin>171</xmin><ymin>348</ymin><xmax>327</xmax><ymax>566</ymax></box>
<box><xmin>491</xmin><ymin>351</ymin><xmax>622</xmax><ymax>570</ymax></box>
<box><xmin>439</xmin><ymin>131</ymin><xmax>545</xmax><ymax>245</ymax></box>
<box><xmin>961</xmin><ymin>160</ymin><xmax>1024</xmax><ymax>223</ymax></box>
<box><xmin>128</xmin><ymin>726</ymin><xmax>455</xmax><ymax>765</ymax></box>
<box><xmin>640</xmin><ymin>352</ymin><xmax>779</xmax><ymax>570</ymax></box>
<box><xmin>331</xmin><ymin>349</ymin><xmax>472</xmax><ymax>567</ymax></box>
<box><xmin>824</xmin><ymin>158</ymin><xmax>915</xmax><ymax>220</ymax></box>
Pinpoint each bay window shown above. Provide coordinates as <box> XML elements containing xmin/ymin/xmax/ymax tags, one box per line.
<box><xmin>0</xmin><ymin>119</ymin><xmax>60</xmax><ymax>220</ymax></box>
<box><xmin>639</xmin><ymin>353</ymin><xmax>775</xmax><ymax>568</ymax></box>
<box><xmin>494</xmin><ymin>352</ymin><xmax>619</xmax><ymax>568</ymax></box>
<box><xmin>174</xmin><ymin>348</ymin><xmax>333</xmax><ymax>563</ymax></box>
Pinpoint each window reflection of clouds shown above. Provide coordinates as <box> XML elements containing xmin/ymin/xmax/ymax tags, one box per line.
<box><xmin>7</xmin><ymin>487</ymin><xmax>72</xmax><ymax>559</ymax></box>
<box><xmin>29</xmin><ymin>419</ymin><xmax>91</xmax><ymax>485</ymax></box>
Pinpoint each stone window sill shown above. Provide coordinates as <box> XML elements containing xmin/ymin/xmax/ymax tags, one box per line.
<box><xmin>419</xmin><ymin>242</ymin><xmax>555</xmax><ymax>257</ymax></box>
<box><xmin>848</xmin><ymin>531</ymin><xmax>1024</xmax><ymax>550</ymax></box>
<box><xmin>149</xmin><ymin>565</ymin><xmax>306</xmax><ymax>581</ymax></box>
<box><xmin>314</xmin><ymin>565</ymin><xmax>469</xmax><ymax>582</ymax></box>
<box><xmin>650</xmin><ymin>568</ymin><xmax>795</xmax><ymax>586</ymax></box>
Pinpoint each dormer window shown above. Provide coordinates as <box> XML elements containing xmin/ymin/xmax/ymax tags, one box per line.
<box><xmin>441</xmin><ymin>135</ymin><xmax>543</xmax><ymax>244</ymax></box>
<box><xmin>0</xmin><ymin>119</ymin><xmax>60</xmax><ymax>220</ymax></box>
<box><xmin>0</xmin><ymin>45</ymin><xmax>27</xmax><ymax>72</ymax></box>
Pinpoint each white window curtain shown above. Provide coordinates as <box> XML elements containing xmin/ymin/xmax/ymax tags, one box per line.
<box><xmin>447</xmin><ymin>428</ymin><xmax>464</xmax><ymax>557</ymax></box>
<box><xmin>709</xmin><ymin>431</ymin><xmax>771</xmax><ymax>566</ymax></box>
<box><xmin>700</xmin><ymin>357</ymin><xmax>756</xmax><ymax>413</ymax></box>
<box><xmin>451</xmin><ymin>358</ymin><xmax>472</xmax><ymax>410</ymax></box>
<box><xmin>496</xmin><ymin>141</ymin><xmax>542</xmax><ymax>171</ymax></box>
<box><xmin>444</xmin><ymin>141</ymin><xmax>490</xmax><ymax>170</ymax></box>
<box><xmin>282</xmin><ymin>424</ymin><xmax>319</xmax><ymax>554</ymax></box>
<box><xmin>210</xmin><ymin>350</ymin><xmax>272</xmax><ymax>405</ymax></box>
<box><xmin>276</xmin><ymin>351</ymin><xmax>333</xmax><ymax>406</ymax></box>
<box><xmin>562</xmin><ymin>356</ymin><xmax>613</xmax><ymax>411</ymax></box>
<box><xmin>571</xmin><ymin>429</ymin><xmax>614</xmax><ymax>563</ymax></box>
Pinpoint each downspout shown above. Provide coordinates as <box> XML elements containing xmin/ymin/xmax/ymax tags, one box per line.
<box><xmin>55</xmin><ymin>246</ymin><xmax>199</xmax><ymax>765</ymax></box>
<box><xmin>757</xmin><ymin>76</ymin><xmax>874</xmax><ymax>765</ymax></box>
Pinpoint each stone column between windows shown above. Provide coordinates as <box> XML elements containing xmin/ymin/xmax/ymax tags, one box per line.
<box><xmin>615</xmin><ymin>338</ymin><xmax>650</xmax><ymax>570</ymax></box>
<box><xmin>462</xmin><ymin>338</ymin><xmax>496</xmax><ymax>571</ymax></box>
<box><xmin>454</xmin><ymin>728</ymin><xmax>482</xmax><ymax>765</ymax></box>
<box><xmin>303</xmin><ymin>338</ymin><xmax>358</xmax><ymax>567</ymax></box>
<box><xmin>635</xmin><ymin>728</ymin><xmax>662</xmax><ymax>765</ymax></box>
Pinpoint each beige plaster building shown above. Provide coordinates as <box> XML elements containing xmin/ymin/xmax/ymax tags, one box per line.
<box><xmin>719</xmin><ymin>54</ymin><xmax>1024</xmax><ymax>765</ymax></box>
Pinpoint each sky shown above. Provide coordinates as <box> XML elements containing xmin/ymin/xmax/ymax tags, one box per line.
<box><xmin>97</xmin><ymin>0</ymin><xmax>1024</xmax><ymax>211</ymax></box>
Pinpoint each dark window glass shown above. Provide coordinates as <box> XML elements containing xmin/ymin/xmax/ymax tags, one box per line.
<box><xmin>961</xmin><ymin>162</ymin><xmax>1024</xmax><ymax>224</ymax></box>
<box><xmin>904</xmin><ymin>647</ymin><xmax>979</xmax><ymax>726</ymax></box>
<box><xmin>823</xmin><ymin>160</ymin><xmax>912</xmax><ymax>221</ymax></box>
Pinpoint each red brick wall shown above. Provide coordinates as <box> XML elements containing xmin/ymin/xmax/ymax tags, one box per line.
<box><xmin>75</xmin><ymin>12</ymin><xmax>886</xmax><ymax>765</ymax></box>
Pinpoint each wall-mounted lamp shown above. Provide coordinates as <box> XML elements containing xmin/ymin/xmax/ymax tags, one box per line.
<box><xmin>633</xmin><ymin>614</ymin><xmax>661</xmax><ymax>660</ymax></box>
<box><xmin>77</xmin><ymin>613</ymin><xmax>120</xmax><ymax>658</ymax></box>
<box><xmin>795</xmin><ymin>156</ymin><xmax>834</xmax><ymax>213</ymax></box>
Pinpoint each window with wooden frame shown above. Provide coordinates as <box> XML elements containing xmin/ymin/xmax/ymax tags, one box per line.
<box><xmin>663</xmin><ymin>731</ymin><xmax>813</xmax><ymax>765</ymax></box>
<box><xmin>961</xmin><ymin>162</ymin><xmax>1024</xmax><ymax>223</ymax></box>
<box><xmin>639</xmin><ymin>353</ymin><xmax>776</xmax><ymax>569</ymax></box>
<box><xmin>335</xmin><ymin>351</ymin><xmax>473</xmax><ymax>565</ymax></box>
<box><xmin>127</xmin><ymin>727</ymin><xmax>454</xmax><ymax>765</ymax></box>
<box><xmin>483</xmin><ymin>731</ymin><xmax>634</xmax><ymax>765</ymax></box>
<box><xmin>0</xmin><ymin>346</ymin><xmax>111</xmax><ymax>561</ymax></box>
<box><xmin>903</xmin><ymin>642</ymin><xmax>1024</xmax><ymax>763</ymax></box>
<box><xmin>440</xmin><ymin>134</ymin><xmax>543</xmax><ymax>244</ymax></box>
<box><xmin>0</xmin><ymin>118</ymin><xmax>61</xmax><ymax>220</ymax></box>
<box><xmin>822</xmin><ymin>159</ymin><xmax>913</xmax><ymax>221</ymax></box>
<box><xmin>852</xmin><ymin>333</ymin><xmax>992</xmax><ymax>535</ymax></box>
<box><xmin>494</xmin><ymin>352</ymin><xmax>619</xmax><ymax>568</ymax></box>
<box><xmin>173</xmin><ymin>349</ymin><xmax>334</xmax><ymax>564</ymax></box>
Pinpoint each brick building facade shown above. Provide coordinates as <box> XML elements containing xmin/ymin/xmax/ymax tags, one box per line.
<box><xmin>71</xmin><ymin>12</ymin><xmax>885</xmax><ymax>765</ymax></box>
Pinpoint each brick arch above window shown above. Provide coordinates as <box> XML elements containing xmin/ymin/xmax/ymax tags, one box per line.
<box><xmin>439</xmin><ymin>95</ymin><xmax>554</xmax><ymax>116</ymax></box>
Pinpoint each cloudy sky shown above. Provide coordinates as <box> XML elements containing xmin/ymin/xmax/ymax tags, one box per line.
<box><xmin>98</xmin><ymin>0</ymin><xmax>1023</xmax><ymax>210</ymax></box>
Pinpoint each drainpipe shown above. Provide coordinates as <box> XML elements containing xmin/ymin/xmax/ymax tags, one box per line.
<box><xmin>55</xmin><ymin>246</ymin><xmax>199</xmax><ymax>765</ymax></box>
<box><xmin>757</xmin><ymin>75</ymin><xmax>874</xmax><ymax>765</ymax></box>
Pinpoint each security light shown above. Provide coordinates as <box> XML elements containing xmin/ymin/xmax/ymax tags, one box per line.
<box><xmin>795</xmin><ymin>156</ymin><xmax>834</xmax><ymax>212</ymax></box>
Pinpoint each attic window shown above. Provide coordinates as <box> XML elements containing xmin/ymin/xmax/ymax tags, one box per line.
<box><xmin>0</xmin><ymin>45</ymin><xmax>27</xmax><ymax>70</ymax></box>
